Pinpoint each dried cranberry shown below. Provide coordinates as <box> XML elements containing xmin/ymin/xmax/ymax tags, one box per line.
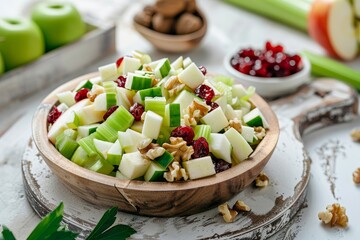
<box><xmin>115</xmin><ymin>76</ymin><xmax>127</xmax><ymax>88</ymax></box>
<box><xmin>195</xmin><ymin>84</ymin><xmax>215</xmax><ymax>102</ymax></box>
<box><xmin>207</xmin><ymin>101</ymin><xmax>219</xmax><ymax>112</ymax></box>
<box><xmin>171</xmin><ymin>126</ymin><xmax>195</xmax><ymax>144</ymax></box>
<box><xmin>230</xmin><ymin>41</ymin><xmax>303</xmax><ymax>78</ymax></box>
<box><xmin>213</xmin><ymin>158</ymin><xmax>231</xmax><ymax>173</ymax></box>
<box><xmin>130</xmin><ymin>103</ymin><xmax>144</xmax><ymax>121</ymax></box>
<box><xmin>192</xmin><ymin>137</ymin><xmax>209</xmax><ymax>159</ymax></box>
<box><xmin>116</xmin><ymin>57</ymin><xmax>124</xmax><ymax>68</ymax></box>
<box><xmin>74</xmin><ymin>88</ymin><xmax>89</xmax><ymax>102</ymax></box>
<box><xmin>47</xmin><ymin>106</ymin><xmax>62</xmax><ymax>124</ymax></box>
<box><xmin>103</xmin><ymin>105</ymin><xmax>119</xmax><ymax>120</ymax></box>
<box><xmin>198</xmin><ymin>66</ymin><xmax>207</xmax><ymax>75</ymax></box>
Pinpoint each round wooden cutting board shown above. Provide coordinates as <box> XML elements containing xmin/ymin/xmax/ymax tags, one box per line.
<box><xmin>22</xmin><ymin>79</ymin><xmax>358</xmax><ymax>239</ymax></box>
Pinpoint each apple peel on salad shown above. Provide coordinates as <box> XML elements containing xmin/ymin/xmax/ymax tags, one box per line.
<box><xmin>47</xmin><ymin>51</ymin><xmax>269</xmax><ymax>182</ymax></box>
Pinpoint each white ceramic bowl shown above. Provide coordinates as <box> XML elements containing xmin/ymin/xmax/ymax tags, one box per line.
<box><xmin>224</xmin><ymin>46</ymin><xmax>311</xmax><ymax>98</ymax></box>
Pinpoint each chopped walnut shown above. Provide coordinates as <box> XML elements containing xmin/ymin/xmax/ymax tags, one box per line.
<box><xmin>163</xmin><ymin>137</ymin><xmax>194</xmax><ymax>162</ymax></box>
<box><xmin>163</xmin><ymin>161</ymin><xmax>189</xmax><ymax>182</ymax></box>
<box><xmin>137</xmin><ymin>138</ymin><xmax>165</xmax><ymax>160</ymax></box>
<box><xmin>87</xmin><ymin>84</ymin><xmax>104</xmax><ymax>102</ymax></box>
<box><xmin>218</xmin><ymin>202</ymin><xmax>238</xmax><ymax>223</ymax></box>
<box><xmin>351</xmin><ymin>129</ymin><xmax>360</xmax><ymax>142</ymax></box>
<box><xmin>353</xmin><ymin>168</ymin><xmax>360</xmax><ymax>184</ymax></box>
<box><xmin>164</xmin><ymin>76</ymin><xmax>185</xmax><ymax>97</ymax></box>
<box><xmin>183</xmin><ymin>99</ymin><xmax>210</xmax><ymax>126</ymax></box>
<box><xmin>318</xmin><ymin>203</ymin><xmax>348</xmax><ymax>228</ymax></box>
<box><xmin>225</xmin><ymin>118</ymin><xmax>242</xmax><ymax>133</ymax></box>
<box><xmin>142</xmin><ymin>64</ymin><xmax>153</xmax><ymax>72</ymax></box>
<box><xmin>254</xmin><ymin>127</ymin><xmax>266</xmax><ymax>140</ymax></box>
<box><xmin>233</xmin><ymin>200</ymin><xmax>251</xmax><ymax>212</ymax></box>
<box><xmin>255</xmin><ymin>172</ymin><xmax>269</xmax><ymax>188</ymax></box>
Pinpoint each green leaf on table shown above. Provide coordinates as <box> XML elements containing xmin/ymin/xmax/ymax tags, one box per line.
<box><xmin>94</xmin><ymin>224</ymin><xmax>136</xmax><ymax>240</ymax></box>
<box><xmin>27</xmin><ymin>202</ymin><xmax>64</xmax><ymax>240</ymax></box>
<box><xmin>85</xmin><ymin>207</ymin><xmax>118</xmax><ymax>240</ymax></box>
<box><xmin>1</xmin><ymin>226</ymin><xmax>16</xmax><ymax>240</ymax></box>
<box><xmin>47</xmin><ymin>229</ymin><xmax>78</xmax><ymax>240</ymax></box>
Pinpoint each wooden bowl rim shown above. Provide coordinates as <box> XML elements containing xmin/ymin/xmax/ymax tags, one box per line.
<box><xmin>133</xmin><ymin>8</ymin><xmax>207</xmax><ymax>42</ymax></box>
<box><xmin>32</xmin><ymin>72</ymin><xmax>279</xmax><ymax>192</ymax></box>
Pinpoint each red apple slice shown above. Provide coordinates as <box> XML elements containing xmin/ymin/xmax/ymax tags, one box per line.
<box><xmin>308</xmin><ymin>0</ymin><xmax>358</xmax><ymax>60</ymax></box>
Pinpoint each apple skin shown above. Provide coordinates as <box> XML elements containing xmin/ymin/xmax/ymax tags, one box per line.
<box><xmin>0</xmin><ymin>18</ymin><xmax>44</xmax><ymax>71</ymax></box>
<box><xmin>308</xmin><ymin>0</ymin><xmax>339</xmax><ymax>58</ymax></box>
<box><xmin>31</xmin><ymin>2</ymin><xmax>86</xmax><ymax>51</ymax></box>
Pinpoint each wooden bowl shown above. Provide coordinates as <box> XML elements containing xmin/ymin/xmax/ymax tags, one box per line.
<box><xmin>133</xmin><ymin>9</ymin><xmax>207</xmax><ymax>53</ymax></box>
<box><xmin>32</xmin><ymin>73</ymin><xmax>279</xmax><ymax>217</ymax></box>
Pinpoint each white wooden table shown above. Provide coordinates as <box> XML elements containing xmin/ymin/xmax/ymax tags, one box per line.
<box><xmin>1</xmin><ymin>0</ymin><xmax>360</xmax><ymax>239</ymax></box>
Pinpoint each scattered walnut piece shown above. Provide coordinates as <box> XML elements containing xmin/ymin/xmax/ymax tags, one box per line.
<box><xmin>254</xmin><ymin>127</ymin><xmax>266</xmax><ymax>140</ymax></box>
<box><xmin>352</xmin><ymin>168</ymin><xmax>360</xmax><ymax>184</ymax></box>
<box><xmin>255</xmin><ymin>172</ymin><xmax>269</xmax><ymax>188</ymax></box>
<box><xmin>225</xmin><ymin>118</ymin><xmax>242</xmax><ymax>133</ymax></box>
<box><xmin>351</xmin><ymin>129</ymin><xmax>360</xmax><ymax>142</ymax></box>
<box><xmin>163</xmin><ymin>161</ymin><xmax>189</xmax><ymax>182</ymax></box>
<box><xmin>138</xmin><ymin>138</ymin><xmax>165</xmax><ymax>160</ymax></box>
<box><xmin>233</xmin><ymin>200</ymin><xmax>251</xmax><ymax>212</ymax></box>
<box><xmin>218</xmin><ymin>203</ymin><xmax>238</xmax><ymax>223</ymax></box>
<box><xmin>163</xmin><ymin>76</ymin><xmax>185</xmax><ymax>98</ymax></box>
<box><xmin>183</xmin><ymin>99</ymin><xmax>210</xmax><ymax>126</ymax></box>
<box><xmin>318</xmin><ymin>203</ymin><xmax>348</xmax><ymax>228</ymax></box>
<box><xmin>87</xmin><ymin>84</ymin><xmax>104</xmax><ymax>102</ymax></box>
<box><xmin>163</xmin><ymin>137</ymin><xmax>194</xmax><ymax>162</ymax></box>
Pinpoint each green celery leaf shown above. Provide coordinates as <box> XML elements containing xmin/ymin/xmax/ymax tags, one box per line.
<box><xmin>27</xmin><ymin>202</ymin><xmax>64</xmax><ymax>240</ymax></box>
<box><xmin>95</xmin><ymin>225</ymin><xmax>136</xmax><ymax>240</ymax></box>
<box><xmin>2</xmin><ymin>226</ymin><xmax>16</xmax><ymax>240</ymax></box>
<box><xmin>86</xmin><ymin>207</ymin><xmax>118</xmax><ymax>240</ymax></box>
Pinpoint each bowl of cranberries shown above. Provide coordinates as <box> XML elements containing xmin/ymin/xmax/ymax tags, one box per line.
<box><xmin>224</xmin><ymin>41</ymin><xmax>311</xmax><ymax>98</ymax></box>
<box><xmin>32</xmin><ymin>52</ymin><xmax>279</xmax><ymax>217</ymax></box>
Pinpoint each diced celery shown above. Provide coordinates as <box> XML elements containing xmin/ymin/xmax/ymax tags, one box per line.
<box><xmin>88</xmin><ymin>158</ymin><xmax>114</xmax><ymax>175</ymax></box>
<box><xmin>154</xmin><ymin>58</ymin><xmax>171</xmax><ymax>79</ymax></box>
<box><xmin>212</xmin><ymin>75</ymin><xmax>234</xmax><ymax>86</ymax></box>
<box><xmin>215</xmin><ymin>81</ymin><xmax>232</xmax><ymax>104</ymax></box>
<box><xmin>71</xmin><ymin>146</ymin><xmax>98</xmax><ymax>167</ymax></box>
<box><xmin>154</xmin><ymin>150</ymin><xmax>174</xmax><ymax>169</ymax></box>
<box><xmin>125</xmin><ymin>73</ymin><xmax>152</xmax><ymax>90</ymax></box>
<box><xmin>144</xmin><ymin>162</ymin><xmax>166</xmax><ymax>182</ymax></box>
<box><xmin>78</xmin><ymin>134</ymin><xmax>99</xmax><ymax>157</ymax></box>
<box><xmin>194</xmin><ymin>125</ymin><xmax>211</xmax><ymax>141</ymax></box>
<box><xmin>55</xmin><ymin>133</ymin><xmax>79</xmax><ymax>159</ymax></box>
<box><xmin>164</xmin><ymin>103</ymin><xmax>180</xmax><ymax>127</ymax></box>
<box><xmin>130</xmin><ymin>121</ymin><xmax>143</xmax><ymax>133</ymax></box>
<box><xmin>145</xmin><ymin>97</ymin><xmax>166</xmax><ymax>116</ymax></box>
<box><xmin>103</xmin><ymin>81</ymin><xmax>117</xmax><ymax>93</ymax></box>
<box><xmin>106</xmin><ymin>93</ymin><xmax>117</xmax><ymax>109</ymax></box>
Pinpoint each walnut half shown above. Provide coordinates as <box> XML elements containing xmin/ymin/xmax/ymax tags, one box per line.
<box><xmin>233</xmin><ymin>200</ymin><xmax>251</xmax><ymax>212</ymax></box>
<box><xmin>254</xmin><ymin>172</ymin><xmax>269</xmax><ymax>188</ymax></box>
<box><xmin>318</xmin><ymin>203</ymin><xmax>349</xmax><ymax>228</ymax></box>
<box><xmin>353</xmin><ymin>168</ymin><xmax>360</xmax><ymax>184</ymax></box>
<box><xmin>218</xmin><ymin>203</ymin><xmax>238</xmax><ymax>223</ymax></box>
<box><xmin>351</xmin><ymin>129</ymin><xmax>360</xmax><ymax>142</ymax></box>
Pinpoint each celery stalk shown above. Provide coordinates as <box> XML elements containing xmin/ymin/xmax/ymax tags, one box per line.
<box><xmin>224</xmin><ymin>0</ymin><xmax>310</xmax><ymax>32</ymax></box>
<box><xmin>302</xmin><ymin>51</ymin><xmax>360</xmax><ymax>90</ymax></box>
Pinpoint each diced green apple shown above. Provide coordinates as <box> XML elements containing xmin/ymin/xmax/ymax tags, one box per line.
<box><xmin>75</xmin><ymin>80</ymin><xmax>93</xmax><ymax>91</ymax></box>
<box><xmin>194</xmin><ymin>125</ymin><xmax>211</xmax><ymax>141</ymax></box>
<box><xmin>93</xmin><ymin>93</ymin><xmax>117</xmax><ymax>111</ymax></box>
<box><xmin>125</xmin><ymin>73</ymin><xmax>152</xmax><ymax>90</ymax></box>
<box><xmin>66</xmin><ymin>111</ymin><xmax>80</xmax><ymax>129</ymax></box>
<box><xmin>182</xmin><ymin>156</ymin><xmax>216</xmax><ymax>180</ymax></box>
<box><xmin>130</xmin><ymin>121</ymin><xmax>143</xmax><ymax>133</ymax></box>
<box><xmin>177</xmin><ymin>62</ymin><xmax>204</xmax><ymax>89</ymax></box>
<box><xmin>57</xmin><ymin>103</ymin><xmax>69</xmax><ymax>112</ymax></box>
<box><xmin>56</xmin><ymin>91</ymin><xmax>75</xmax><ymax>107</ymax></box>
<box><xmin>232</xmin><ymin>84</ymin><xmax>247</xmax><ymax>98</ymax></box>
<box><xmin>78</xmin><ymin>124</ymin><xmax>99</xmax><ymax>138</ymax></box>
<box><xmin>154</xmin><ymin>58</ymin><xmax>171</xmax><ymax>79</ymax></box>
<box><xmin>119</xmin><ymin>151</ymin><xmax>151</xmax><ymax>179</ymax></box>
<box><xmin>173</xmin><ymin>90</ymin><xmax>197</xmax><ymax>115</ymax></box>
<box><xmin>122</xmin><ymin>57</ymin><xmax>142</xmax><ymax>75</ymax></box>
<box><xmin>48</xmin><ymin>99</ymin><xmax>90</xmax><ymax>144</ymax></box>
<box><xmin>144</xmin><ymin>162</ymin><xmax>166</xmax><ymax>181</ymax></box>
<box><xmin>132</xmin><ymin>50</ymin><xmax>151</xmax><ymax>64</ymax></box>
<box><xmin>171</xmin><ymin>56</ymin><xmax>183</xmax><ymax>70</ymax></box>
<box><xmin>209</xmin><ymin>133</ymin><xmax>232</xmax><ymax>163</ymax></box>
<box><xmin>107</xmin><ymin>139</ymin><xmax>122</xmax><ymax>165</ymax></box>
<box><xmin>115</xmin><ymin>171</ymin><xmax>129</xmax><ymax>180</ymax></box>
<box><xmin>99</xmin><ymin>63</ymin><xmax>118</xmax><ymax>82</ymax></box>
<box><xmin>224</xmin><ymin>127</ymin><xmax>253</xmax><ymax>164</ymax></box>
<box><xmin>243</xmin><ymin>108</ymin><xmax>269</xmax><ymax>129</ymax></box>
<box><xmin>142</xmin><ymin>111</ymin><xmax>163</xmax><ymax>139</ymax></box>
<box><xmin>118</xmin><ymin>129</ymin><xmax>147</xmax><ymax>153</ymax></box>
<box><xmin>183</xmin><ymin>57</ymin><xmax>192</xmax><ymax>68</ymax></box>
<box><xmin>93</xmin><ymin>139</ymin><xmax>113</xmax><ymax>159</ymax></box>
<box><xmin>241</xmin><ymin>126</ymin><xmax>255</xmax><ymax>143</ymax></box>
<box><xmin>214</xmin><ymin>95</ymin><xmax>227</xmax><ymax>111</ymax></box>
<box><xmin>76</xmin><ymin>105</ymin><xmax>106</xmax><ymax>125</ymax></box>
<box><xmin>201</xmin><ymin>107</ymin><xmax>229</xmax><ymax>133</ymax></box>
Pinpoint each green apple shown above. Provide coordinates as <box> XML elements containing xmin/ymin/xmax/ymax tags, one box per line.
<box><xmin>0</xmin><ymin>52</ymin><xmax>4</xmax><ymax>75</ymax></box>
<box><xmin>31</xmin><ymin>2</ymin><xmax>86</xmax><ymax>51</ymax></box>
<box><xmin>0</xmin><ymin>18</ymin><xmax>44</xmax><ymax>71</ymax></box>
